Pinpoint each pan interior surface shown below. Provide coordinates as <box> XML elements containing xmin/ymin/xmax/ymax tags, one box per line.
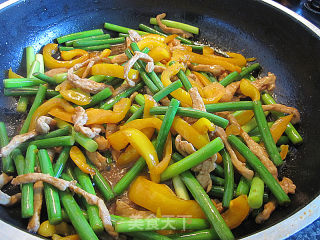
<box><xmin>0</xmin><ymin>0</ymin><xmax>319</xmax><ymax>238</ymax></box>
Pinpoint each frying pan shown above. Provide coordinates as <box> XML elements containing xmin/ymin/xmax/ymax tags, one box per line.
<box><xmin>0</xmin><ymin>0</ymin><xmax>320</xmax><ymax>239</ymax></box>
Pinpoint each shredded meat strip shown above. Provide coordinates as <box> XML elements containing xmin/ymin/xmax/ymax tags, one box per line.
<box><xmin>94</xmin><ymin>135</ymin><xmax>110</xmax><ymax>151</ymax></box>
<box><xmin>72</xmin><ymin>106</ymin><xmax>100</xmax><ymax>139</ymax></box>
<box><xmin>175</xmin><ymin>135</ymin><xmax>216</xmax><ymax>192</ymax></box>
<box><xmin>262</xmin><ymin>104</ymin><xmax>300</xmax><ymax>124</ymax></box>
<box><xmin>86</xmin><ymin>150</ymin><xmax>108</xmax><ymax>171</ymax></box>
<box><xmin>215</xmin><ymin>126</ymin><xmax>254</xmax><ymax>180</ymax></box>
<box><xmin>27</xmin><ymin>181</ymin><xmax>43</xmax><ymax>233</ymax></box>
<box><xmin>251</xmin><ymin>72</ymin><xmax>276</xmax><ymax>92</ymax></box>
<box><xmin>35</xmin><ymin>116</ymin><xmax>56</xmax><ymax>135</ymax></box>
<box><xmin>0</xmin><ymin>191</ymin><xmax>21</xmax><ymax>206</ymax></box>
<box><xmin>154</xmin><ymin>65</ymin><xmax>166</xmax><ymax>73</ymax></box>
<box><xmin>110</xmin><ymin>43</ymin><xmax>127</xmax><ymax>56</ymax></box>
<box><xmin>112</xmin><ymin>82</ymin><xmax>130</xmax><ymax>97</ymax></box>
<box><xmin>111</xmin><ymin>53</ymin><xmax>128</xmax><ymax>64</ymax></box>
<box><xmin>256</xmin><ymin>177</ymin><xmax>296</xmax><ymax>223</ymax></box>
<box><xmin>11</xmin><ymin>173</ymin><xmax>117</xmax><ymax>237</ymax></box>
<box><xmin>128</xmin><ymin>30</ymin><xmax>142</xmax><ymax>43</ymax></box>
<box><xmin>226</xmin><ymin>114</ymin><xmax>278</xmax><ymax>178</ymax></box>
<box><xmin>115</xmin><ymin>200</ymin><xmax>154</xmax><ymax>219</ymax></box>
<box><xmin>156</xmin><ymin>13</ymin><xmax>193</xmax><ymax>38</ymax></box>
<box><xmin>123</xmin><ymin>51</ymin><xmax>154</xmax><ymax>86</ymax></box>
<box><xmin>189</xmin><ymin>87</ymin><xmax>206</xmax><ymax>112</ymax></box>
<box><xmin>220</xmin><ymin>82</ymin><xmax>240</xmax><ymax>102</ymax></box>
<box><xmin>67</xmin><ymin>57</ymin><xmax>108</xmax><ymax>94</ymax></box>
<box><xmin>45</xmin><ymin>68</ymin><xmax>68</xmax><ymax>77</ymax></box>
<box><xmin>0</xmin><ymin>173</ymin><xmax>12</xmax><ymax>188</ymax></box>
<box><xmin>187</xmin><ymin>63</ymin><xmax>225</xmax><ymax>76</ymax></box>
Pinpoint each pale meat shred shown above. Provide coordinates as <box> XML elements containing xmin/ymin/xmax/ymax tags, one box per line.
<box><xmin>156</xmin><ymin>13</ymin><xmax>193</xmax><ymax>38</ymax></box>
<box><xmin>27</xmin><ymin>181</ymin><xmax>44</xmax><ymax>233</ymax></box>
<box><xmin>189</xmin><ymin>87</ymin><xmax>206</xmax><ymax>112</ymax></box>
<box><xmin>128</xmin><ymin>30</ymin><xmax>142</xmax><ymax>43</ymax></box>
<box><xmin>115</xmin><ymin>200</ymin><xmax>154</xmax><ymax>219</ymax></box>
<box><xmin>86</xmin><ymin>150</ymin><xmax>108</xmax><ymax>171</ymax></box>
<box><xmin>262</xmin><ymin>104</ymin><xmax>300</xmax><ymax>124</ymax></box>
<box><xmin>251</xmin><ymin>72</ymin><xmax>276</xmax><ymax>92</ymax></box>
<box><xmin>111</xmin><ymin>53</ymin><xmax>128</xmax><ymax>64</ymax></box>
<box><xmin>0</xmin><ymin>191</ymin><xmax>21</xmax><ymax>206</ymax></box>
<box><xmin>0</xmin><ymin>173</ymin><xmax>13</xmax><ymax>188</ymax></box>
<box><xmin>11</xmin><ymin>173</ymin><xmax>117</xmax><ymax>237</ymax></box>
<box><xmin>35</xmin><ymin>116</ymin><xmax>56</xmax><ymax>135</ymax></box>
<box><xmin>215</xmin><ymin>126</ymin><xmax>254</xmax><ymax>180</ymax></box>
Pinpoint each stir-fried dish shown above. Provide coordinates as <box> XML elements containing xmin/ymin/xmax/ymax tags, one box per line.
<box><xmin>0</xmin><ymin>13</ymin><xmax>302</xmax><ymax>240</ymax></box>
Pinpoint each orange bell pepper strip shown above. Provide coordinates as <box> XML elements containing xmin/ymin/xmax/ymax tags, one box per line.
<box><xmin>240</xmin><ymin>79</ymin><xmax>260</xmax><ymax>101</ymax></box>
<box><xmin>171</xmin><ymin>49</ymin><xmax>242</xmax><ymax>72</ymax></box>
<box><xmin>117</xmin><ymin>128</ymin><xmax>155</xmax><ymax>166</ymax></box>
<box><xmin>192</xmin><ymin>71</ymin><xmax>211</xmax><ymax>86</ymax></box>
<box><xmin>29</xmin><ymin>98</ymin><xmax>75</xmax><ymax>131</ymax></box>
<box><xmin>226</xmin><ymin>123</ymin><xmax>241</xmax><ymax>136</ymax></box>
<box><xmin>8</xmin><ymin>68</ymin><xmax>23</xmax><ymax>78</ymax></box>
<box><xmin>70</xmin><ymin>146</ymin><xmax>95</xmax><ymax>176</ymax></box>
<box><xmin>280</xmin><ymin>145</ymin><xmax>289</xmax><ymax>160</ymax></box>
<box><xmin>216</xmin><ymin>152</ymin><xmax>223</xmax><ymax>164</ymax></box>
<box><xmin>202</xmin><ymin>82</ymin><xmax>226</xmax><ymax>104</ymax></box>
<box><xmin>148</xmin><ymin>46</ymin><xmax>171</xmax><ymax>62</ymax></box>
<box><xmin>150</xmin><ymin>134</ymin><xmax>172</xmax><ymax>175</ymax></box>
<box><xmin>142</xmin><ymin>34</ymin><xmax>166</xmax><ymax>42</ymax></box>
<box><xmin>128</xmin><ymin>176</ymin><xmax>206</xmax><ymax>218</ymax></box>
<box><xmin>234</xmin><ymin>110</ymin><xmax>255</xmax><ymax>126</ymax></box>
<box><xmin>143</xmin><ymin>95</ymin><xmax>157</xmax><ymax>118</ymax></box>
<box><xmin>137</xmin><ymin>38</ymin><xmax>170</xmax><ymax>52</ymax></box>
<box><xmin>226</xmin><ymin>52</ymin><xmax>247</xmax><ymax>67</ymax></box>
<box><xmin>86</xmin><ymin>98</ymin><xmax>131</xmax><ymax>125</ymax></box>
<box><xmin>270</xmin><ymin>115</ymin><xmax>293</xmax><ymax>143</ymax></box>
<box><xmin>189</xmin><ymin>78</ymin><xmax>204</xmax><ymax>96</ymax></box>
<box><xmin>115</xmin><ymin>128</ymin><xmax>160</xmax><ymax>182</ymax></box>
<box><xmin>172</xmin><ymin>117</ymin><xmax>209</xmax><ymax>149</ymax></box>
<box><xmin>203</xmin><ymin>46</ymin><xmax>214</xmax><ymax>56</ymax></box>
<box><xmin>43</xmin><ymin>43</ymin><xmax>89</xmax><ymax>69</ymax></box>
<box><xmin>91</xmin><ymin>63</ymin><xmax>139</xmax><ymax>81</ymax></box>
<box><xmin>48</xmin><ymin>107</ymin><xmax>74</xmax><ymax>123</ymax></box>
<box><xmin>161</xmin><ymin>62</ymin><xmax>193</xmax><ymax>107</ymax></box>
<box><xmin>221</xmin><ymin>195</ymin><xmax>250</xmax><ymax>229</ymax></box>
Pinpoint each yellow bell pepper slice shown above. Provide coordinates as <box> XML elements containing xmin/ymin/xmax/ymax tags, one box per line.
<box><xmin>280</xmin><ymin>144</ymin><xmax>289</xmax><ymax>160</ymax></box>
<box><xmin>203</xmin><ymin>46</ymin><xmax>214</xmax><ymax>56</ymax></box>
<box><xmin>270</xmin><ymin>114</ymin><xmax>293</xmax><ymax>143</ymax></box>
<box><xmin>59</xmin><ymin>81</ymin><xmax>92</xmax><ymax>106</ymax></box>
<box><xmin>226</xmin><ymin>52</ymin><xmax>247</xmax><ymax>67</ymax></box>
<box><xmin>171</xmin><ymin>49</ymin><xmax>242</xmax><ymax>72</ymax></box>
<box><xmin>202</xmin><ymin>82</ymin><xmax>226</xmax><ymax>104</ymax></box>
<box><xmin>91</xmin><ymin>63</ymin><xmax>139</xmax><ymax>81</ymax></box>
<box><xmin>143</xmin><ymin>94</ymin><xmax>157</xmax><ymax>118</ymax></box>
<box><xmin>192</xmin><ymin>118</ymin><xmax>215</xmax><ymax>135</ymax></box>
<box><xmin>234</xmin><ymin>110</ymin><xmax>255</xmax><ymax>126</ymax></box>
<box><xmin>43</xmin><ymin>43</ymin><xmax>89</xmax><ymax>69</ymax></box>
<box><xmin>48</xmin><ymin>107</ymin><xmax>74</xmax><ymax>123</ymax></box>
<box><xmin>172</xmin><ymin>117</ymin><xmax>209</xmax><ymax>149</ymax></box>
<box><xmin>150</xmin><ymin>134</ymin><xmax>172</xmax><ymax>175</ymax></box>
<box><xmin>148</xmin><ymin>46</ymin><xmax>171</xmax><ymax>62</ymax></box>
<box><xmin>161</xmin><ymin>62</ymin><xmax>192</xmax><ymax>107</ymax></box>
<box><xmin>117</xmin><ymin>128</ymin><xmax>155</xmax><ymax>166</ymax></box>
<box><xmin>86</xmin><ymin>98</ymin><xmax>131</xmax><ymax>124</ymax></box>
<box><xmin>29</xmin><ymin>98</ymin><xmax>74</xmax><ymax>131</ymax></box>
<box><xmin>240</xmin><ymin>79</ymin><xmax>260</xmax><ymax>101</ymax></box>
<box><xmin>128</xmin><ymin>176</ymin><xmax>207</xmax><ymax>218</ymax></box>
<box><xmin>192</xmin><ymin>71</ymin><xmax>211</xmax><ymax>86</ymax></box>
<box><xmin>70</xmin><ymin>146</ymin><xmax>95</xmax><ymax>176</ymax></box>
<box><xmin>221</xmin><ymin>195</ymin><xmax>250</xmax><ymax>229</ymax></box>
<box><xmin>137</xmin><ymin>38</ymin><xmax>170</xmax><ymax>52</ymax></box>
<box><xmin>142</xmin><ymin>34</ymin><xmax>166</xmax><ymax>42</ymax></box>
<box><xmin>8</xmin><ymin>68</ymin><xmax>23</xmax><ymax>78</ymax></box>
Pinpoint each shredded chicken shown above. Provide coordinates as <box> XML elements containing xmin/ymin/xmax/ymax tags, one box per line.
<box><xmin>35</xmin><ymin>116</ymin><xmax>56</xmax><ymax>134</ymax></box>
<box><xmin>111</xmin><ymin>53</ymin><xmax>128</xmax><ymax>64</ymax></box>
<box><xmin>226</xmin><ymin>114</ymin><xmax>278</xmax><ymax>178</ymax></box>
<box><xmin>154</xmin><ymin>65</ymin><xmax>166</xmax><ymax>73</ymax></box>
<box><xmin>188</xmin><ymin>63</ymin><xmax>225</xmax><ymax>76</ymax></box>
<box><xmin>129</xmin><ymin>92</ymin><xmax>139</xmax><ymax>102</ymax></box>
<box><xmin>128</xmin><ymin>30</ymin><xmax>142</xmax><ymax>43</ymax></box>
<box><xmin>81</xmin><ymin>60</ymin><xmax>96</xmax><ymax>78</ymax></box>
<box><xmin>27</xmin><ymin>181</ymin><xmax>43</xmax><ymax>233</ymax></box>
<box><xmin>219</xmin><ymin>81</ymin><xmax>240</xmax><ymax>102</ymax></box>
<box><xmin>215</xmin><ymin>126</ymin><xmax>254</xmax><ymax>179</ymax></box>
<box><xmin>73</xmin><ymin>106</ymin><xmax>100</xmax><ymax>139</ymax></box>
<box><xmin>256</xmin><ymin>177</ymin><xmax>296</xmax><ymax>223</ymax></box>
<box><xmin>0</xmin><ymin>173</ymin><xmax>13</xmax><ymax>188</ymax></box>
<box><xmin>156</xmin><ymin>13</ymin><xmax>193</xmax><ymax>38</ymax></box>
<box><xmin>11</xmin><ymin>173</ymin><xmax>117</xmax><ymax>237</ymax></box>
<box><xmin>90</xmin><ymin>124</ymin><xmax>105</xmax><ymax>133</ymax></box>
<box><xmin>86</xmin><ymin>150</ymin><xmax>108</xmax><ymax>171</ymax></box>
<box><xmin>175</xmin><ymin>135</ymin><xmax>216</xmax><ymax>191</ymax></box>
<box><xmin>105</xmin><ymin>123</ymin><xmax>119</xmax><ymax>137</ymax></box>
<box><xmin>46</xmin><ymin>148</ymin><xmax>56</xmax><ymax>162</ymax></box>
<box><xmin>124</xmin><ymin>51</ymin><xmax>154</xmax><ymax>86</ymax></box>
<box><xmin>115</xmin><ymin>200</ymin><xmax>154</xmax><ymax>219</ymax></box>
<box><xmin>94</xmin><ymin>135</ymin><xmax>110</xmax><ymax>151</ymax></box>
<box><xmin>67</xmin><ymin>57</ymin><xmax>108</xmax><ymax>94</ymax></box>
<box><xmin>189</xmin><ymin>87</ymin><xmax>206</xmax><ymax>112</ymax></box>
<box><xmin>251</xmin><ymin>72</ymin><xmax>276</xmax><ymax>92</ymax></box>
<box><xmin>126</xmin><ymin>37</ymin><xmax>132</xmax><ymax>48</ymax></box>
<box><xmin>255</xmin><ymin>199</ymin><xmax>277</xmax><ymax>224</ymax></box>
<box><xmin>0</xmin><ymin>130</ymin><xmax>37</xmax><ymax>157</ymax></box>
<box><xmin>159</xmin><ymin>96</ymin><xmax>171</xmax><ymax>106</ymax></box>
<box><xmin>45</xmin><ymin>68</ymin><xmax>68</xmax><ymax>77</ymax></box>
<box><xmin>112</xmin><ymin>82</ymin><xmax>130</xmax><ymax>97</ymax></box>
<box><xmin>110</xmin><ymin>43</ymin><xmax>127</xmax><ymax>56</ymax></box>
<box><xmin>262</xmin><ymin>104</ymin><xmax>300</xmax><ymax>124</ymax></box>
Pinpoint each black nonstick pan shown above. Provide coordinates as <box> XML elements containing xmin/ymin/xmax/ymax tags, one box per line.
<box><xmin>0</xmin><ymin>0</ymin><xmax>319</xmax><ymax>239</ymax></box>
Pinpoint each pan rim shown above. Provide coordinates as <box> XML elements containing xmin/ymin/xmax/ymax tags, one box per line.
<box><xmin>0</xmin><ymin>0</ymin><xmax>319</xmax><ymax>239</ymax></box>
